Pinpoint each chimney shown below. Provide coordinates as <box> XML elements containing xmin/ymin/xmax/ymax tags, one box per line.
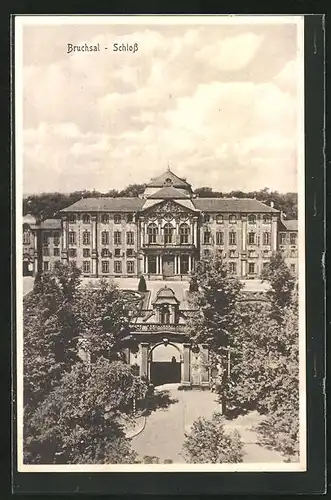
<box><xmin>270</xmin><ymin>201</ymin><xmax>274</xmax><ymax>208</ymax></box>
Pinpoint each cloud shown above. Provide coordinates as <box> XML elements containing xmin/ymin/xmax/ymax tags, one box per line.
<box><xmin>21</xmin><ymin>22</ymin><xmax>300</xmax><ymax>194</ymax></box>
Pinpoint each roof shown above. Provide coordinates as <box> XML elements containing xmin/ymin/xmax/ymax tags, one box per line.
<box><xmin>152</xmin><ymin>286</ymin><xmax>179</xmax><ymax>305</ymax></box>
<box><xmin>61</xmin><ymin>197</ymin><xmax>145</xmax><ymax>213</ymax></box>
<box><xmin>40</xmin><ymin>219</ymin><xmax>61</xmax><ymax>230</ymax></box>
<box><xmin>147</xmin><ymin>168</ymin><xmax>191</xmax><ymax>189</ymax></box>
<box><xmin>147</xmin><ymin>186</ymin><xmax>190</xmax><ymax>199</ymax></box>
<box><xmin>282</xmin><ymin>219</ymin><xmax>298</xmax><ymax>231</ymax></box>
<box><xmin>192</xmin><ymin>198</ymin><xmax>279</xmax><ymax>213</ymax></box>
<box><xmin>23</xmin><ymin>214</ymin><xmax>37</xmax><ymax>225</ymax></box>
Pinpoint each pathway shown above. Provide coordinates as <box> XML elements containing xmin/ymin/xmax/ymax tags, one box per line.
<box><xmin>131</xmin><ymin>384</ymin><xmax>284</xmax><ymax>464</ymax></box>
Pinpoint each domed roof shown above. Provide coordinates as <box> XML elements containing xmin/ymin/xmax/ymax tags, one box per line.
<box><xmin>147</xmin><ymin>168</ymin><xmax>192</xmax><ymax>190</ymax></box>
<box><xmin>23</xmin><ymin>213</ymin><xmax>37</xmax><ymax>225</ymax></box>
<box><xmin>156</xmin><ymin>286</ymin><xmax>176</xmax><ymax>299</ymax></box>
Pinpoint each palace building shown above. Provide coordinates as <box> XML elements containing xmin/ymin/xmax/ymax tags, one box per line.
<box><xmin>23</xmin><ymin>168</ymin><xmax>298</xmax><ymax>279</ymax></box>
<box><xmin>22</xmin><ymin>168</ymin><xmax>298</xmax><ymax>387</ymax></box>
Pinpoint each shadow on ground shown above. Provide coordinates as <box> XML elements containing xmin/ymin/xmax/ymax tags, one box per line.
<box><xmin>142</xmin><ymin>389</ymin><xmax>179</xmax><ymax>417</ymax></box>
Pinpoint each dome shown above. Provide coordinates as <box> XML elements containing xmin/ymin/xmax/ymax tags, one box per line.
<box><xmin>23</xmin><ymin>213</ymin><xmax>37</xmax><ymax>225</ymax></box>
<box><xmin>156</xmin><ymin>286</ymin><xmax>176</xmax><ymax>299</ymax></box>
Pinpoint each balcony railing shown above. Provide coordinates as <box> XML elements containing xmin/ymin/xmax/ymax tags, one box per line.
<box><xmin>142</xmin><ymin>235</ymin><xmax>194</xmax><ymax>247</ymax></box>
<box><xmin>132</xmin><ymin>323</ymin><xmax>184</xmax><ymax>333</ymax></box>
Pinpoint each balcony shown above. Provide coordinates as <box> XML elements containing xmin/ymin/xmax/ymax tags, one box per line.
<box><xmin>132</xmin><ymin>323</ymin><xmax>184</xmax><ymax>333</ymax></box>
<box><xmin>142</xmin><ymin>234</ymin><xmax>194</xmax><ymax>248</ymax></box>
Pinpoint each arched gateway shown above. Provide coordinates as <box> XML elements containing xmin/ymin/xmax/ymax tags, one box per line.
<box><xmin>124</xmin><ymin>285</ymin><xmax>210</xmax><ymax>388</ymax></box>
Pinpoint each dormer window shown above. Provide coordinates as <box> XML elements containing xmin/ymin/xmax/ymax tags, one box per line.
<box><xmin>82</xmin><ymin>214</ymin><xmax>90</xmax><ymax>224</ymax></box>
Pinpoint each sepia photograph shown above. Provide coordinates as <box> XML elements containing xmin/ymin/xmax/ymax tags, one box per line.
<box><xmin>15</xmin><ymin>14</ymin><xmax>305</xmax><ymax>472</ymax></box>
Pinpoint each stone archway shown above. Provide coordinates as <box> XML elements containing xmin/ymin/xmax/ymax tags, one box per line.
<box><xmin>148</xmin><ymin>342</ymin><xmax>182</xmax><ymax>386</ymax></box>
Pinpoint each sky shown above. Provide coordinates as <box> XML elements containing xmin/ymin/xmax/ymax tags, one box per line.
<box><xmin>20</xmin><ymin>17</ymin><xmax>302</xmax><ymax>195</ymax></box>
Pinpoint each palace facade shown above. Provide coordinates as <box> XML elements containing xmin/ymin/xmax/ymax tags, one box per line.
<box><xmin>23</xmin><ymin>168</ymin><xmax>298</xmax><ymax>279</ymax></box>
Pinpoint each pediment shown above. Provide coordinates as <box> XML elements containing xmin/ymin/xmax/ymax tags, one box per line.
<box><xmin>141</xmin><ymin>199</ymin><xmax>197</xmax><ymax>219</ymax></box>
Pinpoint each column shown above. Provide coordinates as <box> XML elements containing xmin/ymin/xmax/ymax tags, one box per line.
<box><xmin>61</xmin><ymin>216</ymin><xmax>68</xmax><ymax>262</ymax></box>
<box><xmin>33</xmin><ymin>231</ymin><xmax>38</xmax><ymax>275</ymax></box>
<box><xmin>200</xmin><ymin>344</ymin><xmax>209</xmax><ymax>386</ymax></box>
<box><xmin>271</xmin><ymin>216</ymin><xmax>278</xmax><ymax>251</ymax></box>
<box><xmin>188</xmin><ymin>255</ymin><xmax>192</xmax><ymax>273</ymax></box>
<box><xmin>182</xmin><ymin>343</ymin><xmax>191</xmax><ymax>385</ymax></box>
<box><xmin>191</xmin><ymin>220</ymin><xmax>195</xmax><ymax>245</ymax></box>
<box><xmin>91</xmin><ymin>215</ymin><xmax>98</xmax><ymax>276</ymax></box>
<box><xmin>241</xmin><ymin>260</ymin><xmax>247</xmax><ymax>277</ymax></box>
<box><xmin>140</xmin><ymin>220</ymin><xmax>144</xmax><ymax>247</ymax></box>
<box><xmin>174</xmin><ymin>254</ymin><xmax>178</xmax><ymax>274</ymax></box>
<box><xmin>195</xmin><ymin>219</ymin><xmax>199</xmax><ymax>247</ymax></box>
<box><xmin>242</xmin><ymin>215</ymin><xmax>247</xmax><ymax>252</ymax></box>
<box><xmin>144</xmin><ymin>255</ymin><xmax>147</xmax><ymax>274</ymax></box>
<box><xmin>156</xmin><ymin>254</ymin><xmax>159</xmax><ymax>274</ymax></box>
<box><xmin>160</xmin><ymin>254</ymin><xmax>163</xmax><ymax>275</ymax></box>
<box><xmin>140</xmin><ymin>343</ymin><xmax>149</xmax><ymax>379</ymax></box>
<box><xmin>178</xmin><ymin>255</ymin><xmax>181</xmax><ymax>275</ymax></box>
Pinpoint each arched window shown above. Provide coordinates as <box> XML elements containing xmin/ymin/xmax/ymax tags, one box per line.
<box><xmin>160</xmin><ymin>305</ymin><xmax>170</xmax><ymax>324</ymax></box>
<box><xmin>179</xmin><ymin>223</ymin><xmax>190</xmax><ymax>244</ymax></box>
<box><xmin>69</xmin><ymin>214</ymin><xmax>76</xmax><ymax>223</ymax></box>
<box><xmin>248</xmin><ymin>214</ymin><xmax>256</xmax><ymax>224</ymax></box>
<box><xmin>229</xmin><ymin>214</ymin><xmax>237</xmax><ymax>224</ymax></box>
<box><xmin>147</xmin><ymin>223</ymin><xmax>158</xmax><ymax>244</ymax></box>
<box><xmin>163</xmin><ymin>223</ymin><xmax>173</xmax><ymax>244</ymax></box>
<box><xmin>82</xmin><ymin>214</ymin><xmax>90</xmax><ymax>224</ymax></box>
<box><xmin>263</xmin><ymin>214</ymin><xmax>271</xmax><ymax>224</ymax></box>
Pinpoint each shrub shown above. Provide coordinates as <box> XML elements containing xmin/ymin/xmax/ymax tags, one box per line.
<box><xmin>138</xmin><ymin>275</ymin><xmax>147</xmax><ymax>292</ymax></box>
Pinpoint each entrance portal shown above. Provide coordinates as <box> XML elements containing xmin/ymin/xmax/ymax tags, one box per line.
<box><xmin>162</xmin><ymin>256</ymin><xmax>174</xmax><ymax>277</ymax></box>
<box><xmin>149</xmin><ymin>343</ymin><xmax>181</xmax><ymax>386</ymax></box>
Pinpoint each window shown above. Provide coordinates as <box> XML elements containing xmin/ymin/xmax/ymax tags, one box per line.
<box><xmin>102</xmin><ymin>261</ymin><xmax>109</xmax><ymax>274</ymax></box>
<box><xmin>101</xmin><ymin>214</ymin><xmax>109</xmax><ymax>224</ymax></box>
<box><xmin>82</xmin><ymin>214</ymin><xmax>90</xmax><ymax>224</ymax></box>
<box><xmin>216</xmin><ymin>214</ymin><xmax>223</xmax><ymax>224</ymax></box>
<box><xmin>148</xmin><ymin>223</ymin><xmax>158</xmax><ymax>244</ymax></box>
<box><xmin>54</xmin><ymin>247</ymin><xmax>60</xmax><ymax>257</ymax></box>
<box><xmin>127</xmin><ymin>248</ymin><xmax>134</xmax><ymax>257</ymax></box>
<box><xmin>248</xmin><ymin>250</ymin><xmax>255</xmax><ymax>258</ymax></box>
<box><xmin>248</xmin><ymin>263</ymin><xmax>255</xmax><ymax>274</ymax></box>
<box><xmin>83</xmin><ymin>248</ymin><xmax>90</xmax><ymax>258</ymax></box>
<box><xmin>83</xmin><ymin>261</ymin><xmax>91</xmax><ymax>274</ymax></box>
<box><xmin>83</xmin><ymin>231</ymin><xmax>90</xmax><ymax>245</ymax></box>
<box><xmin>290</xmin><ymin>250</ymin><xmax>297</xmax><ymax>258</ymax></box>
<box><xmin>160</xmin><ymin>305</ymin><xmax>170</xmax><ymax>324</ymax></box>
<box><xmin>68</xmin><ymin>231</ymin><xmax>76</xmax><ymax>245</ymax></box>
<box><xmin>23</xmin><ymin>231</ymin><xmax>30</xmax><ymax>244</ymax></box>
<box><xmin>114</xmin><ymin>248</ymin><xmax>121</xmax><ymax>257</ymax></box>
<box><xmin>164</xmin><ymin>223</ymin><xmax>173</xmax><ymax>244</ymax></box>
<box><xmin>43</xmin><ymin>247</ymin><xmax>49</xmax><ymax>256</ymax></box>
<box><xmin>69</xmin><ymin>248</ymin><xmax>77</xmax><ymax>258</ymax></box>
<box><xmin>263</xmin><ymin>232</ymin><xmax>271</xmax><ymax>245</ymax></box>
<box><xmin>229</xmin><ymin>262</ymin><xmax>237</xmax><ymax>274</ymax></box>
<box><xmin>263</xmin><ymin>214</ymin><xmax>271</xmax><ymax>224</ymax></box>
<box><xmin>203</xmin><ymin>231</ymin><xmax>211</xmax><ymax>244</ymax></box>
<box><xmin>229</xmin><ymin>231</ymin><xmax>236</xmax><ymax>245</ymax></box>
<box><xmin>216</xmin><ymin>231</ymin><xmax>224</xmax><ymax>245</ymax></box>
<box><xmin>71</xmin><ymin>260</ymin><xmax>77</xmax><ymax>268</ymax></box>
<box><xmin>69</xmin><ymin>214</ymin><xmax>76</xmax><ymax>223</ymax></box>
<box><xmin>229</xmin><ymin>250</ymin><xmax>236</xmax><ymax>258</ymax></box>
<box><xmin>114</xmin><ymin>214</ymin><xmax>121</xmax><ymax>224</ymax></box>
<box><xmin>101</xmin><ymin>248</ymin><xmax>110</xmax><ymax>258</ymax></box>
<box><xmin>101</xmin><ymin>231</ymin><xmax>109</xmax><ymax>245</ymax></box>
<box><xmin>203</xmin><ymin>214</ymin><xmax>210</xmax><ymax>223</ymax></box>
<box><xmin>203</xmin><ymin>249</ymin><xmax>211</xmax><ymax>258</ymax></box>
<box><xmin>127</xmin><ymin>231</ymin><xmax>134</xmax><ymax>245</ymax></box>
<box><xmin>42</xmin><ymin>232</ymin><xmax>49</xmax><ymax>245</ymax></box>
<box><xmin>279</xmin><ymin>232</ymin><xmax>286</xmax><ymax>245</ymax></box>
<box><xmin>43</xmin><ymin>261</ymin><xmax>49</xmax><ymax>272</ymax></box>
<box><xmin>229</xmin><ymin>214</ymin><xmax>237</xmax><ymax>224</ymax></box>
<box><xmin>114</xmin><ymin>261</ymin><xmax>122</xmax><ymax>273</ymax></box>
<box><xmin>290</xmin><ymin>233</ymin><xmax>297</xmax><ymax>245</ymax></box>
<box><xmin>248</xmin><ymin>214</ymin><xmax>256</xmax><ymax>224</ymax></box>
<box><xmin>179</xmin><ymin>223</ymin><xmax>190</xmax><ymax>244</ymax></box>
<box><xmin>127</xmin><ymin>213</ymin><xmax>133</xmax><ymax>223</ymax></box>
<box><xmin>148</xmin><ymin>255</ymin><xmax>157</xmax><ymax>274</ymax></box>
<box><xmin>263</xmin><ymin>262</ymin><xmax>269</xmax><ymax>270</ymax></box>
<box><xmin>114</xmin><ymin>231</ymin><xmax>122</xmax><ymax>245</ymax></box>
<box><xmin>248</xmin><ymin>232</ymin><xmax>255</xmax><ymax>245</ymax></box>
<box><xmin>127</xmin><ymin>261</ymin><xmax>135</xmax><ymax>274</ymax></box>
<box><xmin>53</xmin><ymin>232</ymin><xmax>60</xmax><ymax>246</ymax></box>
<box><xmin>290</xmin><ymin>263</ymin><xmax>296</xmax><ymax>273</ymax></box>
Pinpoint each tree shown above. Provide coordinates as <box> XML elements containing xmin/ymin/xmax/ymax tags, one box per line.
<box><xmin>25</xmin><ymin>359</ymin><xmax>148</xmax><ymax>464</ymax></box>
<box><xmin>260</xmin><ymin>251</ymin><xmax>296</xmax><ymax>324</ymax></box>
<box><xmin>182</xmin><ymin>412</ymin><xmax>244</xmax><ymax>463</ymax></box>
<box><xmin>138</xmin><ymin>275</ymin><xmax>147</xmax><ymax>292</ymax></box>
<box><xmin>186</xmin><ymin>252</ymin><xmax>243</xmax><ymax>351</ymax></box>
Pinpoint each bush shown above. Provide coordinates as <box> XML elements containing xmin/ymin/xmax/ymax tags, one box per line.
<box><xmin>182</xmin><ymin>412</ymin><xmax>244</xmax><ymax>463</ymax></box>
<box><xmin>138</xmin><ymin>275</ymin><xmax>147</xmax><ymax>292</ymax></box>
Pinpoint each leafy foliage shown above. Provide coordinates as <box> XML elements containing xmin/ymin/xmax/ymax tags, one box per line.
<box><xmin>260</xmin><ymin>251</ymin><xmax>297</xmax><ymax>324</ymax></box>
<box><xmin>182</xmin><ymin>412</ymin><xmax>244</xmax><ymax>463</ymax></box>
<box><xmin>25</xmin><ymin>359</ymin><xmax>148</xmax><ymax>464</ymax></box>
<box><xmin>186</xmin><ymin>252</ymin><xmax>243</xmax><ymax>351</ymax></box>
<box><xmin>23</xmin><ymin>263</ymin><xmax>147</xmax><ymax>464</ymax></box>
<box><xmin>138</xmin><ymin>275</ymin><xmax>147</xmax><ymax>292</ymax></box>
